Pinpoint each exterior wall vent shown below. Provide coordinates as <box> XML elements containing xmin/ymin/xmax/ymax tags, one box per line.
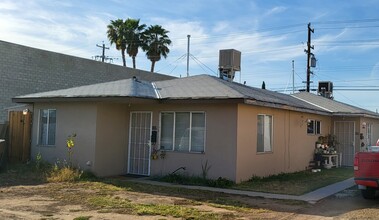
<box><xmin>218</xmin><ymin>49</ymin><xmax>241</xmax><ymax>81</ymax></box>
<box><xmin>318</xmin><ymin>81</ymin><xmax>333</xmax><ymax>99</ymax></box>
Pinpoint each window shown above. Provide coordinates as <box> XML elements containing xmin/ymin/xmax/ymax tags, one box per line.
<box><xmin>307</xmin><ymin>119</ymin><xmax>321</xmax><ymax>135</ymax></box>
<box><xmin>257</xmin><ymin>115</ymin><xmax>273</xmax><ymax>153</ymax></box>
<box><xmin>160</xmin><ymin>112</ymin><xmax>205</xmax><ymax>153</ymax></box>
<box><xmin>367</xmin><ymin>123</ymin><xmax>372</xmax><ymax>146</ymax></box>
<box><xmin>38</xmin><ymin>109</ymin><xmax>56</xmax><ymax>145</ymax></box>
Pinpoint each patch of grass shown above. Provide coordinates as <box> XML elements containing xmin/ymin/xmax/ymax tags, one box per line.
<box><xmin>0</xmin><ymin>162</ymin><xmax>98</xmax><ymax>186</ymax></box>
<box><xmin>135</xmin><ymin>203</ymin><xmax>219</xmax><ymax>219</ymax></box>
<box><xmin>106</xmin><ymin>178</ymin><xmax>229</xmax><ymax>199</ymax></box>
<box><xmin>73</xmin><ymin>216</ymin><xmax>92</xmax><ymax>220</ymax></box>
<box><xmin>234</xmin><ymin>167</ymin><xmax>353</xmax><ymax>195</ymax></box>
<box><xmin>87</xmin><ymin>195</ymin><xmax>133</xmax><ymax>210</ymax></box>
<box><xmin>156</xmin><ymin>168</ymin><xmax>352</xmax><ymax>196</ymax></box>
<box><xmin>87</xmin><ymin>195</ymin><xmax>221</xmax><ymax>219</ymax></box>
<box><xmin>0</xmin><ymin>163</ymin><xmax>312</xmax><ymax>219</ymax></box>
<box><xmin>157</xmin><ymin>173</ymin><xmax>234</xmax><ymax>188</ymax></box>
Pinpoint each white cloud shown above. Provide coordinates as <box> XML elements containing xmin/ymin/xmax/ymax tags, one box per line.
<box><xmin>0</xmin><ymin>0</ymin><xmax>18</xmax><ymax>10</ymax></box>
<box><xmin>0</xmin><ymin>0</ymin><xmax>114</xmax><ymax>63</ymax></box>
<box><xmin>370</xmin><ymin>62</ymin><xmax>379</xmax><ymax>78</ymax></box>
<box><xmin>212</xmin><ymin>21</ymin><xmax>230</xmax><ymax>33</ymax></box>
<box><xmin>264</xmin><ymin>6</ymin><xmax>287</xmax><ymax>16</ymax></box>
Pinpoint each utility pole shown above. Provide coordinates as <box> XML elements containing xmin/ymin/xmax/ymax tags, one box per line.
<box><xmin>96</xmin><ymin>42</ymin><xmax>109</xmax><ymax>62</ymax></box>
<box><xmin>292</xmin><ymin>60</ymin><xmax>295</xmax><ymax>94</ymax></box>
<box><xmin>305</xmin><ymin>23</ymin><xmax>314</xmax><ymax>92</ymax></box>
<box><xmin>186</xmin><ymin>35</ymin><xmax>190</xmax><ymax>77</ymax></box>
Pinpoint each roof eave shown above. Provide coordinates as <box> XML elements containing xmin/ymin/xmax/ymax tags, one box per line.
<box><xmin>12</xmin><ymin>96</ymin><xmax>159</xmax><ymax>104</ymax></box>
<box><xmin>244</xmin><ymin>99</ymin><xmax>331</xmax><ymax>115</ymax></box>
<box><xmin>332</xmin><ymin>112</ymin><xmax>379</xmax><ymax>119</ymax></box>
<box><xmin>159</xmin><ymin>98</ymin><xmax>245</xmax><ymax>104</ymax></box>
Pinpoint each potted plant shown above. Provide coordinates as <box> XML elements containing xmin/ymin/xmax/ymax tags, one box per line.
<box><xmin>314</xmin><ymin>144</ymin><xmax>324</xmax><ymax>167</ymax></box>
<box><xmin>151</xmin><ymin>147</ymin><xmax>159</xmax><ymax>160</ymax></box>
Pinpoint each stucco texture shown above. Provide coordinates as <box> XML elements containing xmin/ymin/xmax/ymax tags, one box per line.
<box><xmin>31</xmin><ymin>101</ymin><xmax>349</xmax><ymax>183</ymax></box>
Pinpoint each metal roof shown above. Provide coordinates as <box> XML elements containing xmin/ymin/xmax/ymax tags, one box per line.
<box><xmin>154</xmin><ymin>75</ymin><xmax>328</xmax><ymax>113</ymax></box>
<box><xmin>12</xmin><ymin>74</ymin><xmax>336</xmax><ymax>114</ymax></box>
<box><xmin>154</xmin><ymin>75</ymin><xmax>242</xmax><ymax>99</ymax></box>
<box><xmin>292</xmin><ymin>92</ymin><xmax>379</xmax><ymax>118</ymax></box>
<box><xmin>15</xmin><ymin>78</ymin><xmax>157</xmax><ymax>100</ymax></box>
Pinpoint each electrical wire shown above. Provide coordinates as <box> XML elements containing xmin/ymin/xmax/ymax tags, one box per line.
<box><xmin>156</xmin><ymin>53</ymin><xmax>186</xmax><ymax>72</ymax></box>
<box><xmin>190</xmin><ymin>54</ymin><xmax>218</xmax><ymax>76</ymax></box>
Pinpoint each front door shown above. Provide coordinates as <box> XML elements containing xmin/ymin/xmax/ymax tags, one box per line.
<box><xmin>334</xmin><ymin>121</ymin><xmax>355</xmax><ymax>166</ymax></box>
<box><xmin>8</xmin><ymin>111</ymin><xmax>32</xmax><ymax>162</ymax></box>
<box><xmin>128</xmin><ymin>112</ymin><xmax>152</xmax><ymax>176</ymax></box>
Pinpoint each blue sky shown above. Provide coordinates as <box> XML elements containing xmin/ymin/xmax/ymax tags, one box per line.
<box><xmin>1</xmin><ymin>0</ymin><xmax>379</xmax><ymax>111</ymax></box>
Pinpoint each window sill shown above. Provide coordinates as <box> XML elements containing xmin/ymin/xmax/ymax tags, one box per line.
<box><xmin>37</xmin><ymin>145</ymin><xmax>56</xmax><ymax>148</ymax></box>
<box><xmin>163</xmin><ymin>150</ymin><xmax>205</xmax><ymax>154</ymax></box>
<box><xmin>256</xmin><ymin>151</ymin><xmax>273</xmax><ymax>155</ymax></box>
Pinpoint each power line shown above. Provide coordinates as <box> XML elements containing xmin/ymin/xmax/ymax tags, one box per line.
<box><xmin>313</xmin><ymin>18</ymin><xmax>379</xmax><ymax>25</ymax></box>
<box><xmin>93</xmin><ymin>42</ymin><xmax>118</xmax><ymax>63</ymax></box>
<box><xmin>190</xmin><ymin>54</ymin><xmax>218</xmax><ymax>76</ymax></box>
<box><xmin>156</xmin><ymin>53</ymin><xmax>187</xmax><ymax>73</ymax></box>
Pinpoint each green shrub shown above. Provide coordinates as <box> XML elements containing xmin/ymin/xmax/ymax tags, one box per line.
<box><xmin>159</xmin><ymin>174</ymin><xmax>234</xmax><ymax>188</ymax></box>
<box><xmin>207</xmin><ymin>177</ymin><xmax>234</xmax><ymax>188</ymax></box>
<box><xmin>160</xmin><ymin>173</ymin><xmax>188</xmax><ymax>184</ymax></box>
<box><xmin>80</xmin><ymin>170</ymin><xmax>97</xmax><ymax>181</ymax></box>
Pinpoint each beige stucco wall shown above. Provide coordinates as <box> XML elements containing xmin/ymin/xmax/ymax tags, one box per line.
<box><xmin>32</xmin><ymin>101</ymin><xmax>356</xmax><ymax>183</ymax></box>
<box><xmin>359</xmin><ymin>117</ymin><xmax>379</xmax><ymax>149</ymax></box>
<box><xmin>129</xmin><ymin>103</ymin><xmax>238</xmax><ymax>181</ymax></box>
<box><xmin>93</xmin><ymin>103</ymin><xmax>129</xmax><ymax>176</ymax></box>
<box><xmin>235</xmin><ymin>104</ymin><xmax>332</xmax><ymax>182</ymax></box>
<box><xmin>31</xmin><ymin>103</ymin><xmax>97</xmax><ymax>171</ymax></box>
<box><xmin>31</xmin><ymin>102</ymin><xmax>239</xmax><ymax>180</ymax></box>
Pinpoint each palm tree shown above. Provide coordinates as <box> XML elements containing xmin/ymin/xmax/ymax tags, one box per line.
<box><xmin>142</xmin><ymin>25</ymin><xmax>172</xmax><ymax>72</ymax></box>
<box><xmin>107</xmin><ymin>19</ymin><xmax>127</xmax><ymax>67</ymax></box>
<box><xmin>125</xmin><ymin>19</ymin><xmax>146</xmax><ymax>69</ymax></box>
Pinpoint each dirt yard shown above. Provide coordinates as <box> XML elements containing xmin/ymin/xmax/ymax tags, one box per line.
<box><xmin>0</xmin><ymin>180</ymin><xmax>379</xmax><ymax>220</ymax></box>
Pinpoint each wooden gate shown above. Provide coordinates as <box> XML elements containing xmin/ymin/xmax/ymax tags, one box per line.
<box><xmin>8</xmin><ymin>111</ymin><xmax>32</xmax><ymax>162</ymax></box>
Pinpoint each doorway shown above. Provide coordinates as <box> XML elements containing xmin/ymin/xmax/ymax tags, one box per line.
<box><xmin>334</xmin><ymin>121</ymin><xmax>355</xmax><ymax>166</ymax></box>
<box><xmin>8</xmin><ymin>111</ymin><xmax>32</xmax><ymax>162</ymax></box>
<box><xmin>128</xmin><ymin>112</ymin><xmax>152</xmax><ymax>176</ymax></box>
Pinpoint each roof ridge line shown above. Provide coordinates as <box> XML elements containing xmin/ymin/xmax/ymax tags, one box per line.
<box><xmin>212</xmin><ymin>76</ymin><xmax>246</xmax><ymax>97</ymax></box>
<box><xmin>291</xmin><ymin>95</ymin><xmax>333</xmax><ymax>112</ymax></box>
<box><xmin>151</xmin><ymin>82</ymin><xmax>161</xmax><ymax>99</ymax></box>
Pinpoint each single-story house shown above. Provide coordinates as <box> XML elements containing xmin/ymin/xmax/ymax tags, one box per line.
<box><xmin>12</xmin><ymin>74</ymin><xmax>379</xmax><ymax>182</ymax></box>
<box><xmin>292</xmin><ymin>92</ymin><xmax>379</xmax><ymax>166</ymax></box>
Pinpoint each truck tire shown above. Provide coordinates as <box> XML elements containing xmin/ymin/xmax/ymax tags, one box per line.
<box><xmin>361</xmin><ymin>188</ymin><xmax>376</xmax><ymax>199</ymax></box>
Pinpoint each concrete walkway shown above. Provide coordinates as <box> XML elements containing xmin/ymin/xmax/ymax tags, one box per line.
<box><xmin>128</xmin><ymin>177</ymin><xmax>355</xmax><ymax>204</ymax></box>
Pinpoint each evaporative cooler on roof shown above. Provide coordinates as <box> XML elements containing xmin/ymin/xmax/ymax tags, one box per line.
<box><xmin>318</xmin><ymin>81</ymin><xmax>333</xmax><ymax>99</ymax></box>
<box><xmin>219</xmin><ymin>49</ymin><xmax>241</xmax><ymax>81</ymax></box>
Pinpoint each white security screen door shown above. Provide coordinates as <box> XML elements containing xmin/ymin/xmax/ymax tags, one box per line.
<box><xmin>334</xmin><ymin>121</ymin><xmax>355</xmax><ymax>166</ymax></box>
<box><xmin>128</xmin><ymin>112</ymin><xmax>152</xmax><ymax>175</ymax></box>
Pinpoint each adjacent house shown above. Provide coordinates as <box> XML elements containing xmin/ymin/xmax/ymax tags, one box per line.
<box><xmin>292</xmin><ymin>92</ymin><xmax>379</xmax><ymax>166</ymax></box>
<box><xmin>14</xmin><ymin>74</ymin><xmax>352</xmax><ymax>183</ymax></box>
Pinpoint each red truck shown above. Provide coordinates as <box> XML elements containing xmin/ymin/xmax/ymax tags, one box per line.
<box><xmin>354</xmin><ymin>151</ymin><xmax>379</xmax><ymax>199</ymax></box>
